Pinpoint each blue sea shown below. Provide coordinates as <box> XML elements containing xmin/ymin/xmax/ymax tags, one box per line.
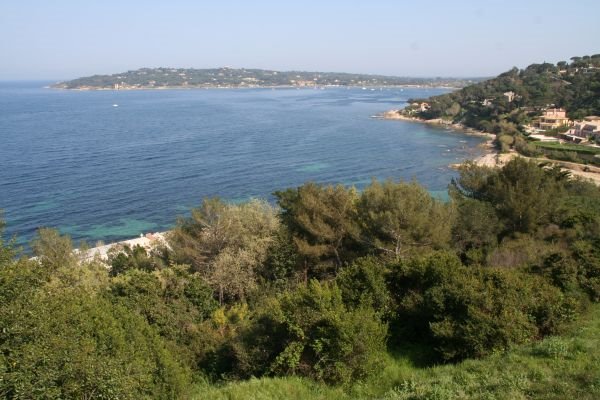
<box><xmin>0</xmin><ymin>82</ymin><xmax>484</xmax><ymax>246</ymax></box>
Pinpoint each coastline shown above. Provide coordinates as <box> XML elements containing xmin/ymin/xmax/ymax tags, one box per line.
<box><xmin>79</xmin><ymin>231</ymin><xmax>169</xmax><ymax>262</ymax></box>
<box><xmin>464</xmin><ymin>142</ymin><xmax>600</xmax><ymax>185</ymax></box>
<box><xmin>381</xmin><ymin>110</ymin><xmax>600</xmax><ymax>185</ymax></box>
<box><xmin>379</xmin><ymin>110</ymin><xmax>495</xmax><ymax>138</ymax></box>
<box><xmin>48</xmin><ymin>84</ymin><xmax>466</xmax><ymax>91</ymax></box>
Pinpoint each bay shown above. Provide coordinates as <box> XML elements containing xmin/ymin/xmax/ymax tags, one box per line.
<box><xmin>0</xmin><ymin>82</ymin><xmax>484</xmax><ymax>246</ymax></box>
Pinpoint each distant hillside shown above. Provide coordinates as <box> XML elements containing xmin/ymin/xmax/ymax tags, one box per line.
<box><xmin>398</xmin><ymin>55</ymin><xmax>600</xmax><ymax>132</ymax></box>
<box><xmin>52</xmin><ymin>67</ymin><xmax>482</xmax><ymax>90</ymax></box>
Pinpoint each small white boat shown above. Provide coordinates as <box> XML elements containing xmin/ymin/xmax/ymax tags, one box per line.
<box><xmin>112</xmin><ymin>104</ymin><xmax>119</xmax><ymax>107</ymax></box>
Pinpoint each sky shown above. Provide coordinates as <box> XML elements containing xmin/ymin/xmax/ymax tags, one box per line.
<box><xmin>1</xmin><ymin>0</ymin><xmax>599</xmax><ymax>80</ymax></box>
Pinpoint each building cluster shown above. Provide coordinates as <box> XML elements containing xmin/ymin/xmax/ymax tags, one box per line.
<box><xmin>530</xmin><ymin>108</ymin><xmax>600</xmax><ymax>144</ymax></box>
<box><xmin>480</xmin><ymin>91</ymin><xmax>519</xmax><ymax>107</ymax></box>
<box><xmin>406</xmin><ymin>102</ymin><xmax>431</xmax><ymax>114</ymax></box>
<box><xmin>565</xmin><ymin>116</ymin><xmax>600</xmax><ymax>143</ymax></box>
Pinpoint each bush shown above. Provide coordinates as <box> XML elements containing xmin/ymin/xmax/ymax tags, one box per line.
<box><xmin>336</xmin><ymin>256</ymin><xmax>392</xmax><ymax>317</ymax></box>
<box><xmin>108</xmin><ymin>266</ymin><xmax>219</xmax><ymax>369</ymax></box>
<box><xmin>225</xmin><ymin>281</ymin><xmax>388</xmax><ymax>385</ymax></box>
<box><xmin>0</xmin><ymin>287</ymin><xmax>191</xmax><ymax>399</ymax></box>
<box><xmin>497</xmin><ymin>135</ymin><xmax>514</xmax><ymax>153</ymax></box>
<box><xmin>388</xmin><ymin>252</ymin><xmax>575</xmax><ymax>361</ymax></box>
<box><xmin>107</xmin><ymin>243</ymin><xmax>166</xmax><ymax>276</ymax></box>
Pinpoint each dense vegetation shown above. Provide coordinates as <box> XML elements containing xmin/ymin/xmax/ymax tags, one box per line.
<box><xmin>195</xmin><ymin>303</ymin><xmax>600</xmax><ymax>399</ymax></box>
<box><xmin>406</xmin><ymin>55</ymin><xmax>600</xmax><ymax>128</ymax></box>
<box><xmin>401</xmin><ymin>55</ymin><xmax>600</xmax><ymax>156</ymax></box>
<box><xmin>1</xmin><ymin>158</ymin><xmax>599</xmax><ymax>398</ymax></box>
<box><xmin>52</xmin><ymin>67</ymin><xmax>482</xmax><ymax>89</ymax></box>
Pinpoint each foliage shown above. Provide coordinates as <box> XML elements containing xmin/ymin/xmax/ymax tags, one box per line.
<box><xmin>258</xmin><ymin>228</ymin><xmax>301</xmax><ymax>290</ymax></box>
<box><xmin>0</xmin><ymin>288</ymin><xmax>191</xmax><ymax>399</ymax></box>
<box><xmin>388</xmin><ymin>252</ymin><xmax>576</xmax><ymax>361</ymax></box>
<box><xmin>108</xmin><ymin>265</ymin><xmax>218</xmax><ymax>366</ymax></box>
<box><xmin>406</xmin><ymin>56</ymin><xmax>600</xmax><ymax>140</ymax></box>
<box><xmin>336</xmin><ymin>256</ymin><xmax>392</xmax><ymax>317</ymax></box>
<box><xmin>275</xmin><ymin>183</ymin><xmax>360</xmax><ymax>278</ymax></box>
<box><xmin>0</xmin><ymin>237</ymin><xmax>191</xmax><ymax>399</ymax></box>
<box><xmin>266</xmin><ymin>280</ymin><xmax>387</xmax><ymax>384</ymax></box>
<box><xmin>452</xmin><ymin>158</ymin><xmax>565</xmax><ymax>235</ymax></box>
<box><xmin>533</xmin><ymin>141</ymin><xmax>600</xmax><ymax>155</ymax></box>
<box><xmin>0</xmin><ymin>215</ymin><xmax>18</xmax><ymax>265</ymax></box>
<box><xmin>107</xmin><ymin>243</ymin><xmax>166</xmax><ymax>276</ymax></box>
<box><xmin>2</xmin><ymin>156</ymin><xmax>600</xmax><ymax>396</ymax></box>
<box><xmin>169</xmin><ymin>198</ymin><xmax>279</xmax><ymax>304</ymax></box>
<box><xmin>31</xmin><ymin>227</ymin><xmax>78</xmax><ymax>269</ymax></box>
<box><xmin>357</xmin><ymin>180</ymin><xmax>453</xmax><ymax>260</ymax></box>
<box><xmin>451</xmin><ymin>197</ymin><xmax>501</xmax><ymax>264</ymax></box>
<box><xmin>193</xmin><ymin>304</ymin><xmax>600</xmax><ymax>400</ymax></box>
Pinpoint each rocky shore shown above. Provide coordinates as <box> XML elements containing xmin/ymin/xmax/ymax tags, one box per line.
<box><xmin>381</xmin><ymin>110</ymin><xmax>600</xmax><ymax>185</ymax></box>
<box><xmin>380</xmin><ymin>110</ymin><xmax>495</xmax><ymax>138</ymax></box>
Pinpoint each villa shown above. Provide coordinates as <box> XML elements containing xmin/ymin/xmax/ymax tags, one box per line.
<box><xmin>535</xmin><ymin>108</ymin><xmax>571</xmax><ymax>130</ymax></box>
<box><xmin>572</xmin><ymin>116</ymin><xmax>600</xmax><ymax>138</ymax></box>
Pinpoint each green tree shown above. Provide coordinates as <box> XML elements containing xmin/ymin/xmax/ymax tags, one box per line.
<box><xmin>486</xmin><ymin>158</ymin><xmax>563</xmax><ymax>234</ymax></box>
<box><xmin>107</xmin><ymin>243</ymin><xmax>164</xmax><ymax>276</ymax></box>
<box><xmin>452</xmin><ymin>198</ymin><xmax>501</xmax><ymax>264</ymax></box>
<box><xmin>357</xmin><ymin>179</ymin><xmax>453</xmax><ymax>260</ymax></box>
<box><xmin>169</xmin><ymin>198</ymin><xmax>279</xmax><ymax>304</ymax></box>
<box><xmin>0</xmin><ymin>215</ymin><xmax>17</xmax><ymax>265</ymax></box>
<box><xmin>275</xmin><ymin>183</ymin><xmax>360</xmax><ymax>281</ymax></box>
<box><xmin>453</xmin><ymin>158</ymin><xmax>565</xmax><ymax>236</ymax></box>
<box><xmin>31</xmin><ymin>227</ymin><xmax>77</xmax><ymax>269</ymax></box>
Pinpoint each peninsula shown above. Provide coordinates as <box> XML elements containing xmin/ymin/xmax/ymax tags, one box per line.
<box><xmin>52</xmin><ymin>67</ymin><xmax>483</xmax><ymax>90</ymax></box>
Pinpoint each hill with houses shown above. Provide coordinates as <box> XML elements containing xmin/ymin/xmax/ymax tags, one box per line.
<box><xmin>52</xmin><ymin>67</ymin><xmax>481</xmax><ymax>90</ymax></box>
<box><xmin>392</xmin><ymin>55</ymin><xmax>600</xmax><ymax>165</ymax></box>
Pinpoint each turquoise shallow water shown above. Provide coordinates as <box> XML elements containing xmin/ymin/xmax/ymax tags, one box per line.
<box><xmin>0</xmin><ymin>83</ymin><xmax>484</xmax><ymax>246</ymax></box>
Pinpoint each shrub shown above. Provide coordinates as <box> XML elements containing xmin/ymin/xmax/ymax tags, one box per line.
<box><xmin>497</xmin><ymin>135</ymin><xmax>514</xmax><ymax>152</ymax></box>
<box><xmin>226</xmin><ymin>281</ymin><xmax>388</xmax><ymax>385</ymax></box>
<box><xmin>388</xmin><ymin>252</ymin><xmax>575</xmax><ymax>361</ymax></box>
<box><xmin>0</xmin><ymin>287</ymin><xmax>191</xmax><ymax>399</ymax></box>
<box><xmin>108</xmin><ymin>266</ymin><xmax>218</xmax><ymax>368</ymax></box>
<box><xmin>336</xmin><ymin>256</ymin><xmax>392</xmax><ymax>317</ymax></box>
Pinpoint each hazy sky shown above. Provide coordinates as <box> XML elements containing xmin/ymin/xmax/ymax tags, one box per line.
<box><xmin>1</xmin><ymin>0</ymin><xmax>599</xmax><ymax>80</ymax></box>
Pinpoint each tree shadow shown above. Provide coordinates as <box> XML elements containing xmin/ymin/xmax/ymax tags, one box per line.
<box><xmin>386</xmin><ymin>340</ymin><xmax>440</xmax><ymax>369</ymax></box>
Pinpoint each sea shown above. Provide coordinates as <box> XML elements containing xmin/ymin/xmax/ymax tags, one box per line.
<box><xmin>0</xmin><ymin>82</ymin><xmax>485</xmax><ymax>247</ymax></box>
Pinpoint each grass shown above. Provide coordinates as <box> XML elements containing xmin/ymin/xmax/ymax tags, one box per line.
<box><xmin>533</xmin><ymin>141</ymin><xmax>600</xmax><ymax>155</ymax></box>
<box><xmin>191</xmin><ymin>304</ymin><xmax>600</xmax><ymax>399</ymax></box>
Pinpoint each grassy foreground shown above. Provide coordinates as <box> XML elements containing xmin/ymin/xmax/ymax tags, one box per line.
<box><xmin>192</xmin><ymin>304</ymin><xmax>600</xmax><ymax>400</ymax></box>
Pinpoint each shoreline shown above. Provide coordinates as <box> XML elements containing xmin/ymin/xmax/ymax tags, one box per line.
<box><xmin>460</xmin><ymin>143</ymin><xmax>600</xmax><ymax>185</ymax></box>
<box><xmin>79</xmin><ymin>231</ymin><xmax>169</xmax><ymax>262</ymax></box>
<box><xmin>381</xmin><ymin>110</ymin><xmax>600</xmax><ymax>185</ymax></box>
<box><xmin>379</xmin><ymin>110</ymin><xmax>495</xmax><ymax>138</ymax></box>
<box><xmin>76</xmin><ymin>154</ymin><xmax>600</xmax><ymax>261</ymax></box>
<box><xmin>48</xmin><ymin>84</ymin><xmax>466</xmax><ymax>91</ymax></box>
